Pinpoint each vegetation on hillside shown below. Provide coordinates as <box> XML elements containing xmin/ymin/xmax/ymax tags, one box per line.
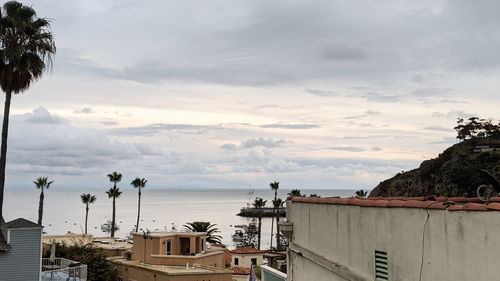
<box><xmin>370</xmin><ymin>117</ymin><xmax>500</xmax><ymax>197</ymax></box>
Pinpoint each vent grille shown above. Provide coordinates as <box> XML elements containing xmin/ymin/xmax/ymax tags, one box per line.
<box><xmin>375</xmin><ymin>250</ymin><xmax>388</xmax><ymax>281</ymax></box>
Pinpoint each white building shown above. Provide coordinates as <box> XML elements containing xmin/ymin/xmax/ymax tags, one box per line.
<box><xmin>283</xmin><ymin>196</ymin><xmax>500</xmax><ymax>281</ymax></box>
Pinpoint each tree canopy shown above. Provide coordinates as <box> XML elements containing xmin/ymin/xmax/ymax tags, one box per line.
<box><xmin>454</xmin><ymin>117</ymin><xmax>500</xmax><ymax>140</ymax></box>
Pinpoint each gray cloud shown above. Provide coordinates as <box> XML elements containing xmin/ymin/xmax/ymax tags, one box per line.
<box><xmin>110</xmin><ymin>123</ymin><xmax>224</xmax><ymax>136</ymax></box>
<box><xmin>260</xmin><ymin>123</ymin><xmax>319</xmax><ymax>129</ymax></box>
<box><xmin>328</xmin><ymin>146</ymin><xmax>365</xmax><ymax>152</ymax></box>
<box><xmin>25</xmin><ymin>107</ymin><xmax>66</xmax><ymax>124</ymax></box>
<box><xmin>74</xmin><ymin>107</ymin><xmax>93</xmax><ymax>114</ymax></box>
<box><xmin>241</xmin><ymin>138</ymin><xmax>291</xmax><ymax>148</ymax></box>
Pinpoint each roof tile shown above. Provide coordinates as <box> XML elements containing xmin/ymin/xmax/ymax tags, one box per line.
<box><xmin>463</xmin><ymin>203</ymin><xmax>489</xmax><ymax>211</ymax></box>
<box><xmin>229</xmin><ymin>247</ymin><xmax>267</xmax><ymax>254</ymax></box>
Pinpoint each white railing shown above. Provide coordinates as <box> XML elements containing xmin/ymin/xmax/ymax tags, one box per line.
<box><xmin>42</xmin><ymin>258</ymin><xmax>87</xmax><ymax>281</ymax></box>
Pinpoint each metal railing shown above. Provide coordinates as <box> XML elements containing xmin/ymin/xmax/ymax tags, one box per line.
<box><xmin>42</xmin><ymin>258</ymin><xmax>87</xmax><ymax>281</ymax></box>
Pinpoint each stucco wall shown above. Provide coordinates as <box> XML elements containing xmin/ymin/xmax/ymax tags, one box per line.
<box><xmin>113</xmin><ymin>262</ymin><xmax>232</xmax><ymax>281</ymax></box>
<box><xmin>150</xmin><ymin>251</ymin><xmax>225</xmax><ymax>268</ymax></box>
<box><xmin>287</xmin><ymin>201</ymin><xmax>500</xmax><ymax>281</ymax></box>
<box><xmin>231</xmin><ymin>253</ymin><xmax>264</xmax><ymax>268</ymax></box>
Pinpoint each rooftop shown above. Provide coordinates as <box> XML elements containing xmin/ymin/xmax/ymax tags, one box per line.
<box><xmin>229</xmin><ymin>247</ymin><xmax>267</xmax><ymax>254</ymax></box>
<box><xmin>110</xmin><ymin>258</ymin><xmax>232</xmax><ymax>275</ymax></box>
<box><xmin>132</xmin><ymin>231</ymin><xmax>206</xmax><ymax>238</ymax></box>
<box><xmin>228</xmin><ymin>266</ymin><xmax>251</xmax><ymax>275</ymax></box>
<box><xmin>5</xmin><ymin>218</ymin><xmax>41</xmax><ymax>229</ymax></box>
<box><xmin>291</xmin><ymin>196</ymin><xmax>500</xmax><ymax>211</ymax></box>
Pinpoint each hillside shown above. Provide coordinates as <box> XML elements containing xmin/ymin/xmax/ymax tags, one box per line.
<box><xmin>369</xmin><ymin>138</ymin><xmax>500</xmax><ymax>197</ymax></box>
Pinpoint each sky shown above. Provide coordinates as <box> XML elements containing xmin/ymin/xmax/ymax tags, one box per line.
<box><xmin>4</xmin><ymin>0</ymin><xmax>500</xmax><ymax>189</ymax></box>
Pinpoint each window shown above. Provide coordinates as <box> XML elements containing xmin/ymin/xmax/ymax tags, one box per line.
<box><xmin>117</xmin><ymin>277</ymin><xmax>124</xmax><ymax>281</ymax></box>
<box><xmin>201</xmin><ymin>238</ymin><xmax>205</xmax><ymax>252</ymax></box>
<box><xmin>375</xmin><ymin>250</ymin><xmax>388</xmax><ymax>281</ymax></box>
<box><xmin>166</xmin><ymin>240</ymin><xmax>172</xmax><ymax>255</ymax></box>
<box><xmin>234</xmin><ymin>257</ymin><xmax>239</xmax><ymax>265</ymax></box>
<box><xmin>251</xmin><ymin>258</ymin><xmax>257</xmax><ymax>265</ymax></box>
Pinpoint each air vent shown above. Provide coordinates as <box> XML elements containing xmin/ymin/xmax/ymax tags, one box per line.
<box><xmin>375</xmin><ymin>250</ymin><xmax>388</xmax><ymax>281</ymax></box>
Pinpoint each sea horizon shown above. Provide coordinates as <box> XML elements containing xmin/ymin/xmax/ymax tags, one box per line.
<box><xmin>3</xmin><ymin>187</ymin><xmax>363</xmax><ymax>249</ymax></box>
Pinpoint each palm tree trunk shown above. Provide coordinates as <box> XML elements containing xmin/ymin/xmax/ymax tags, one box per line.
<box><xmin>38</xmin><ymin>189</ymin><xmax>44</xmax><ymax>225</ymax></box>
<box><xmin>270</xmin><ymin>211</ymin><xmax>274</xmax><ymax>249</ymax></box>
<box><xmin>258</xmin><ymin>211</ymin><xmax>262</xmax><ymax>249</ymax></box>
<box><xmin>136</xmin><ymin>189</ymin><xmax>141</xmax><ymax>233</ymax></box>
<box><xmin>276</xmin><ymin>208</ymin><xmax>280</xmax><ymax>250</ymax></box>
<box><xmin>85</xmin><ymin>205</ymin><xmax>89</xmax><ymax>235</ymax></box>
<box><xmin>0</xmin><ymin>90</ymin><xmax>12</xmax><ymax>222</ymax></box>
<box><xmin>111</xmin><ymin>194</ymin><xmax>116</xmax><ymax>238</ymax></box>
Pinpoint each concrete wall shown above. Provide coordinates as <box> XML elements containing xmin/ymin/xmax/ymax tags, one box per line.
<box><xmin>113</xmin><ymin>262</ymin><xmax>232</xmax><ymax>281</ymax></box>
<box><xmin>287</xmin><ymin>201</ymin><xmax>500</xmax><ymax>281</ymax></box>
<box><xmin>231</xmin><ymin>253</ymin><xmax>264</xmax><ymax>268</ymax></box>
<box><xmin>150</xmin><ymin>251</ymin><xmax>225</xmax><ymax>268</ymax></box>
<box><xmin>0</xmin><ymin>228</ymin><xmax>42</xmax><ymax>281</ymax></box>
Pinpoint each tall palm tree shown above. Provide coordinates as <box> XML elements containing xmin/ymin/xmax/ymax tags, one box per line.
<box><xmin>34</xmin><ymin>177</ymin><xmax>53</xmax><ymax>225</ymax></box>
<box><xmin>0</xmin><ymin>1</ymin><xmax>56</xmax><ymax>223</ymax></box>
<box><xmin>131</xmin><ymin>177</ymin><xmax>147</xmax><ymax>233</ymax></box>
<box><xmin>287</xmin><ymin>189</ymin><xmax>303</xmax><ymax>200</ymax></box>
<box><xmin>252</xmin><ymin>197</ymin><xmax>267</xmax><ymax>249</ymax></box>
<box><xmin>269</xmin><ymin>181</ymin><xmax>279</xmax><ymax>249</ymax></box>
<box><xmin>183</xmin><ymin>221</ymin><xmax>222</xmax><ymax>245</ymax></box>
<box><xmin>107</xmin><ymin>172</ymin><xmax>122</xmax><ymax>238</ymax></box>
<box><xmin>272</xmin><ymin>198</ymin><xmax>284</xmax><ymax>250</ymax></box>
<box><xmin>80</xmin><ymin>193</ymin><xmax>96</xmax><ymax>235</ymax></box>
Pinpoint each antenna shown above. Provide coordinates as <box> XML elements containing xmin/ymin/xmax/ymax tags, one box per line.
<box><xmin>477</xmin><ymin>169</ymin><xmax>500</xmax><ymax>203</ymax></box>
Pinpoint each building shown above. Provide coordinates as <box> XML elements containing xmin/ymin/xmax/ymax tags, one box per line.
<box><xmin>261</xmin><ymin>265</ymin><xmax>287</xmax><ymax>281</ymax></box>
<box><xmin>43</xmin><ymin>233</ymin><xmax>132</xmax><ymax>257</ymax></box>
<box><xmin>0</xmin><ymin>217</ymin><xmax>43</xmax><ymax>280</ymax></box>
<box><xmin>229</xmin><ymin>247</ymin><xmax>267</xmax><ymax>268</ymax></box>
<box><xmin>283</xmin><ymin>196</ymin><xmax>500</xmax><ymax>281</ymax></box>
<box><xmin>227</xmin><ymin>266</ymin><xmax>250</xmax><ymax>281</ymax></box>
<box><xmin>109</xmin><ymin>231</ymin><xmax>232</xmax><ymax>281</ymax></box>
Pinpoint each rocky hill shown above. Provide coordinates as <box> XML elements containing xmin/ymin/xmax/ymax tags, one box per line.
<box><xmin>369</xmin><ymin>138</ymin><xmax>500</xmax><ymax>197</ymax></box>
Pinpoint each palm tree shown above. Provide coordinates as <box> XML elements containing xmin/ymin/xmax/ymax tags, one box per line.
<box><xmin>131</xmin><ymin>177</ymin><xmax>147</xmax><ymax>233</ymax></box>
<box><xmin>355</xmin><ymin>189</ymin><xmax>368</xmax><ymax>198</ymax></box>
<box><xmin>272</xmin><ymin>198</ymin><xmax>284</xmax><ymax>250</ymax></box>
<box><xmin>80</xmin><ymin>193</ymin><xmax>96</xmax><ymax>235</ymax></box>
<box><xmin>252</xmin><ymin>197</ymin><xmax>267</xmax><ymax>249</ymax></box>
<box><xmin>183</xmin><ymin>221</ymin><xmax>222</xmax><ymax>245</ymax></box>
<box><xmin>287</xmin><ymin>189</ymin><xmax>303</xmax><ymax>200</ymax></box>
<box><xmin>269</xmin><ymin>181</ymin><xmax>279</xmax><ymax>249</ymax></box>
<box><xmin>107</xmin><ymin>172</ymin><xmax>122</xmax><ymax>238</ymax></box>
<box><xmin>34</xmin><ymin>177</ymin><xmax>53</xmax><ymax>225</ymax></box>
<box><xmin>0</xmin><ymin>1</ymin><xmax>56</xmax><ymax>223</ymax></box>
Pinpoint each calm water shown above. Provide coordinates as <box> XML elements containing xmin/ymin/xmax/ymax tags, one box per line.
<box><xmin>3</xmin><ymin>188</ymin><xmax>357</xmax><ymax>249</ymax></box>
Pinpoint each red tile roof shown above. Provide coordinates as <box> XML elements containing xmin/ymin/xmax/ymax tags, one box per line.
<box><xmin>229</xmin><ymin>247</ymin><xmax>268</xmax><ymax>254</ymax></box>
<box><xmin>228</xmin><ymin>266</ymin><xmax>251</xmax><ymax>275</ymax></box>
<box><xmin>291</xmin><ymin>196</ymin><xmax>500</xmax><ymax>211</ymax></box>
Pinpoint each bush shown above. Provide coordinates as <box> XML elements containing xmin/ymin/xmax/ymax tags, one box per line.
<box><xmin>44</xmin><ymin>243</ymin><xmax>114</xmax><ymax>281</ymax></box>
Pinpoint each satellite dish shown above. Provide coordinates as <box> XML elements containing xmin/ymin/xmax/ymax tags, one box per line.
<box><xmin>477</xmin><ymin>169</ymin><xmax>500</xmax><ymax>203</ymax></box>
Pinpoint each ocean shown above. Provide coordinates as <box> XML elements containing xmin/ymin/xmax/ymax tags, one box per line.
<box><xmin>3</xmin><ymin>187</ymin><xmax>358</xmax><ymax>248</ymax></box>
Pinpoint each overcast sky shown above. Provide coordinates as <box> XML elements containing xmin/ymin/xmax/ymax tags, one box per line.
<box><xmin>5</xmin><ymin>0</ymin><xmax>500</xmax><ymax>189</ymax></box>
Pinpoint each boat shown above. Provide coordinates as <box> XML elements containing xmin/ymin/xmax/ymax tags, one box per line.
<box><xmin>101</xmin><ymin>220</ymin><xmax>119</xmax><ymax>232</ymax></box>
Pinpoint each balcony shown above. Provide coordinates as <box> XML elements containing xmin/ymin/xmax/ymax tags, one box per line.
<box><xmin>41</xmin><ymin>258</ymin><xmax>87</xmax><ymax>281</ymax></box>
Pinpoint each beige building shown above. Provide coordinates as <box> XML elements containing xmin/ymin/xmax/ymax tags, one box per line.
<box><xmin>110</xmin><ymin>231</ymin><xmax>232</xmax><ymax>281</ymax></box>
<box><xmin>283</xmin><ymin>196</ymin><xmax>500</xmax><ymax>281</ymax></box>
<box><xmin>229</xmin><ymin>247</ymin><xmax>266</xmax><ymax>268</ymax></box>
<box><xmin>43</xmin><ymin>233</ymin><xmax>132</xmax><ymax>256</ymax></box>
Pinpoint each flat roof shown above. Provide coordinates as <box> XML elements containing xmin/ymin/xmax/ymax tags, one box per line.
<box><xmin>133</xmin><ymin>231</ymin><xmax>206</xmax><ymax>238</ymax></box>
<box><xmin>111</xmin><ymin>258</ymin><xmax>232</xmax><ymax>275</ymax></box>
